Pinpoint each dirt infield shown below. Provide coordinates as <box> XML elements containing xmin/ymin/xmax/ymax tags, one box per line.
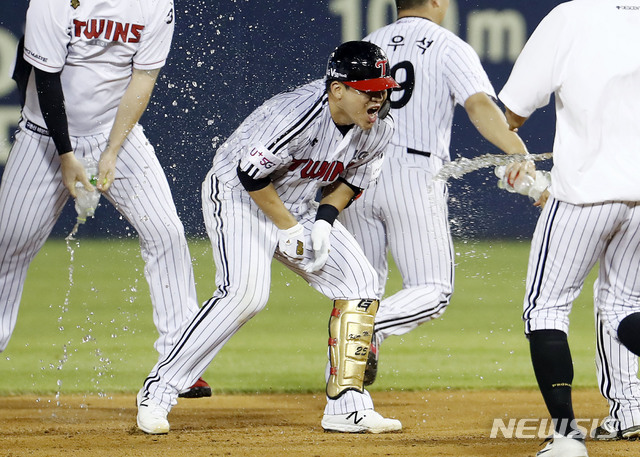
<box><xmin>0</xmin><ymin>389</ymin><xmax>637</xmax><ymax>456</ymax></box>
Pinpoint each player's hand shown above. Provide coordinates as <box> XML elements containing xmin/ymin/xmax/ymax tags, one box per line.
<box><xmin>505</xmin><ymin>159</ymin><xmax>535</xmax><ymax>188</ymax></box>
<box><xmin>60</xmin><ymin>152</ymin><xmax>93</xmax><ymax>198</ymax></box>
<box><xmin>97</xmin><ymin>149</ymin><xmax>118</xmax><ymax>192</ymax></box>
<box><xmin>534</xmin><ymin>189</ymin><xmax>550</xmax><ymax>208</ymax></box>
<box><xmin>278</xmin><ymin>223</ymin><xmax>305</xmax><ymax>261</ymax></box>
<box><xmin>304</xmin><ymin>220</ymin><xmax>332</xmax><ymax>273</ymax></box>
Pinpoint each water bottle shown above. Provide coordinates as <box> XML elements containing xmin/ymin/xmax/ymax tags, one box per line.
<box><xmin>495</xmin><ymin>165</ymin><xmax>551</xmax><ymax>201</ymax></box>
<box><xmin>74</xmin><ymin>157</ymin><xmax>101</xmax><ymax>223</ymax></box>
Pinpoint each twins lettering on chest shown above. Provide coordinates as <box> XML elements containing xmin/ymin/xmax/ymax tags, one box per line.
<box><xmin>73</xmin><ymin>19</ymin><xmax>144</xmax><ymax>43</ymax></box>
<box><xmin>288</xmin><ymin>159</ymin><xmax>345</xmax><ymax>182</ymax></box>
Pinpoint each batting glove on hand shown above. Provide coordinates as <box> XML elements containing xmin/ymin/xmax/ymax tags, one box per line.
<box><xmin>278</xmin><ymin>223</ymin><xmax>305</xmax><ymax>261</ymax></box>
<box><xmin>304</xmin><ymin>220</ymin><xmax>332</xmax><ymax>273</ymax></box>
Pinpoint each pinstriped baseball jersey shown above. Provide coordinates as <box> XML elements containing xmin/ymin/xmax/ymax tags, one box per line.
<box><xmin>365</xmin><ymin>17</ymin><xmax>495</xmax><ymax>162</ymax></box>
<box><xmin>339</xmin><ymin>16</ymin><xmax>492</xmax><ymax>344</ymax></box>
<box><xmin>213</xmin><ymin>79</ymin><xmax>391</xmax><ymax>217</ymax></box>
<box><xmin>23</xmin><ymin>0</ymin><xmax>174</xmax><ymax>136</ymax></box>
<box><xmin>0</xmin><ymin>0</ymin><xmax>199</xmax><ymax>360</ymax></box>
<box><xmin>140</xmin><ymin>76</ymin><xmax>396</xmax><ymax>417</ymax></box>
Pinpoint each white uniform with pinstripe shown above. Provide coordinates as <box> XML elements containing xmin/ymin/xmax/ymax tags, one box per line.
<box><xmin>499</xmin><ymin>0</ymin><xmax>640</xmax><ymax>432</ymax></box>
<box><xmin>141</xmin><ymin>79</ymin><xmax>393</xmax><ymax>415</ymax></box>
<box><xmin>340</xmin><ymin>17</ymin><xmax>495</xmax><ymax>343</ymax></box>
<box><xmin>0</xmin><ymin>0</ymin><xmax>199</xmax><ymax>358</ymax></box>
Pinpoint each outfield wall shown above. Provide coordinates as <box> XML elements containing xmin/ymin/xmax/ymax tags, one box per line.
<box><xmin>0</xmin><ymin>1</ymin><xmax>559</xmax><ymax>239</ymax></box>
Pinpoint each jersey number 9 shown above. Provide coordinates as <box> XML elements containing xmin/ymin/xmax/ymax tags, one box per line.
<box><xmin>389</xmin><ymin>61</ymin><xmax>415</xmax><ymax>110</ymax></box>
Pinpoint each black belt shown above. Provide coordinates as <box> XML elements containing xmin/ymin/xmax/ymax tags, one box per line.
<box><xmin>407</xmin><ymin>147</ymin><xmax>431</xmax><ymax>157</ymax></box>
<box><xmin>25</xmin><ymin>120</ymin><xmax>50</xmax><ymax>136</ymax></box>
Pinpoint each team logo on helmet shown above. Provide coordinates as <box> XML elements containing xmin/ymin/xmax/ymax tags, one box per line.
<box><xmin>375</xmin><ymin>59</ymin><xmax>388</xmax><ymax>77</ymax></box>
<box><xmin>71</xmin><ymin>0</ymin><xmax>80</xmax><ymax>9</ymax></box>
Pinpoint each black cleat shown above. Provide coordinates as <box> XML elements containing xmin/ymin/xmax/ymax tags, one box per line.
<box><xmin>178</xmin><ymin>377</ymin><xmax>212</xmax><ymax>398</ymax></box>
<box><xmin>592</xmin><ymin>417</ymin><xmax>640</xmax><ymax>441</ymax></box>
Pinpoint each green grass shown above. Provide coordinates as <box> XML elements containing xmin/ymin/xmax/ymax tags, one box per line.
<box><xmin>1</xmin><ymin>238</ymin><xmax>600</xmax><ymax>395</ymax></box>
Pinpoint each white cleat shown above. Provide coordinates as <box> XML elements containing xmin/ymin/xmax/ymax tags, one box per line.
<box><xmin>137</xmin><ymin>390</ymin><xmax>170</xmax><ymax>435</ymax></box>
<box><xmin>321</xmin><ymin>410</ymin><xmax>402</xmax><ymax>434</ymax></box>
<box><xmin>536</xmin><ymin>432</ymin><xmax>588</xmax><ymax>457</ymax></box>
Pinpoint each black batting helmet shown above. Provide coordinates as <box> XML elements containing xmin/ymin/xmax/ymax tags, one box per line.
<box><xmin>326</xmin><ymin>41</ymin><xmax>400</xmax><ymax>92</ymax></box>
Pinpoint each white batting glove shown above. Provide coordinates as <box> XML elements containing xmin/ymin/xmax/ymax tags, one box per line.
<box><xmin>304</xmin><ymin>220</ymin><xmax>332</xmax><ymax>273</ymax></box>
<box><xmin>278</xmin><ymin>223</ymin><xmax>305</xmax><ymax>261</ymax></box>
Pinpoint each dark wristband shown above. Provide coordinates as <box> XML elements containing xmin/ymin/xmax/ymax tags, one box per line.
<box><xmin>316</xmin><ymin>204</ymin><xmax>339</xmax><ymax>225</ymax></box>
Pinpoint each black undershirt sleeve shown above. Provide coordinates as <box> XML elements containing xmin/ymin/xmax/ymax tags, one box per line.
<box><xmin>11</xmin><ymin>36</ymin><xmax>31</xmax><ymax>108</ymax></box>
<box><xmin>237</xmin><ymin>165</ymin><xmax>272</xmax><ymax>192</ymax></box>
<box><xmin>337</xmin><ymin>177</ymin><xmax>363</xmax><ymax>196</ymax></box>
<box><xmin>338</xmin><ymin>177</ymin><xmax>364</xmax><ymax>209</ymax></box>
<box><xmin>34</xmin><ymin>67</ymin><xmax>72</xmax><ymax>155</ymax></box>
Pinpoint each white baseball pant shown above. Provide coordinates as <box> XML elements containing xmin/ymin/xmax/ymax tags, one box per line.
<box><xmin>0</xmin><ymin>121</ymin><xmax>199</xmax><ymax>357</ymax></box>
<box><xmin>339</xmin><ymin>153</ymin><xmax>454</xmax><ymax>343</ymax></box>
<box><xmin>142</xmin><ymin>170</ymin><xmax>380</xmax><ymax>414</ymax></box>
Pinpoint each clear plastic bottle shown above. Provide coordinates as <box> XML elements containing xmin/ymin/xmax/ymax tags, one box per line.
<box><xmin>495</xmin><ymin>165</ymin><xmax>551</xmax><ymax>201</ymax></box>
<box><xmin>74</xmin><ymin>157</ymin><xmax>101</xmax><ymax>223</ymax></box>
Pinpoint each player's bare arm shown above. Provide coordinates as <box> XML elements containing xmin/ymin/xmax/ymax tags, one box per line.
<box><xmin>464</xmin><ymin>92</ymin><xmax>535</xmax><ymax>187</ymax></box>
<box><xmin>506</xmin><ymin>104</ymin><xmax>550</xmax><ymax>208</ymax></box>
<box><xmin>505</xmin><ymin>108</ymin><xmax>528</xmax><ymax>131</ymax></box>
<box><xmin>464</xmin><ymin>92</ymin><xmax>528</xmax><ymax>156</ymax></box>
<box><xmin>248</xmin><ymin>184</ymin><xmax>299</xmax><ymax>230</ymax></box>
<box><xmin>248</xmin><ymin>183</ymin><xmax>307</xmax><ymax>263</ymax></box>
<box><xmin>319</xmin><ymin>180</ymin><xmax>358</xmax><ymax>212</ymax></box>
<box><xmin>98</xmin><ymin>68</ymin><xmax>161</xmax><ymax>191</ymax></box>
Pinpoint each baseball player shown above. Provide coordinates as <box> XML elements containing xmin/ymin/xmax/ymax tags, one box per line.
<box><xmin>0</xmin><ymin>0</ymin><xmax>210</xmax><ymax>398</ymax></box>
<box><xmin>339</xmin><ymin>0</ymin><xmax>528</xmax><ymax>385</ymax></box>
<box><xmin>499</xmin><ymin>1</ymin><xmax>640</xmax><ymax>455</ymax></box>
<box><xmin>136</xmin><ymin>41</ymin><xmax>403</xmax><ymax>435</ymax></box>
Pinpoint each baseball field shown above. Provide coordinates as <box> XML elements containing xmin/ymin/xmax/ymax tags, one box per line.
<box><xmin>0</xmin><ymin>238</ymin><xmax>637</xmax><ymax>456</ymax></box>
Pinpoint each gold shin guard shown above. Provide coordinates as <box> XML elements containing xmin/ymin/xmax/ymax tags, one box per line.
<box><xmin>326</xmin><ymin>299</ymin><xmax>379</xmax><ymax>399</ymax></box>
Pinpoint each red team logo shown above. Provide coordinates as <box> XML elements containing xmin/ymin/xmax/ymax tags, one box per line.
<box><xmin>288</xmin><ymin>159</ymin><xmax>345</xmax><ymax>182</ymax></box>
<box><xmin>375</xmin><ymin>59</ymin><xmax>388</xmax><ymax>77</ymax></box>
<box><xmin>73</xmin><ymin>19</ymin><xmax>144</xmax><ymax>43</ymax></box>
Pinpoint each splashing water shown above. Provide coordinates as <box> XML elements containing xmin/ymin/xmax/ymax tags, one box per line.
<box><xmin>65</xmin><ymin>221</ymin><xmax>80</xmax><ymax>241</ymax></box>
<box><xmin>55</xmin><ymin>349</ymin><xmax>67</xmax><ymax>407</ymax></box>
<box><xmin>55</xmin><ymin>237</ymin><xmax>113</xmax><ymax>400</ymax></box>
<box><xmin>434</xmin><ymin>152</ymin><xmax>553</xmax><ymax>182</ymax></box>
<box><xmin>51</xmin><ymin>239</ymin><xmax>79</xmax><ymax>407</ymax></box>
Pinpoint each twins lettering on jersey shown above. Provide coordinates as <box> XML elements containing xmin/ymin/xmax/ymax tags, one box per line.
<box><xmin>288</xmin><ymin>159</ymin><xmax>345</xmax><ymax>182</ymax></box>
<box><xmin>73</xmin><ymin>19</ymin><xmax>144</xmax><ymax>43</ymax></box>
